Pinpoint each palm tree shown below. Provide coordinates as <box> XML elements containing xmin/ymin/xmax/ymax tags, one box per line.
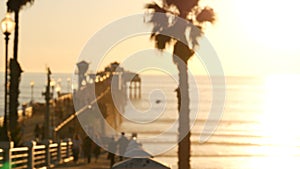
<box><xmin>145</xmin><ymin>1</ymin><xmax>215</xmax><ymax>168</ymax></box>
<box><xmin>7</xmin><ymin>0</ymin><xmax>35</xmax><ymax>144</ymax></box>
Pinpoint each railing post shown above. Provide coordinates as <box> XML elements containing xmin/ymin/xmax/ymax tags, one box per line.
<box><xmin>57</xmin><ymin>140</ymin><xmax>62</xmax><ymax>164</ymax></box>
<box><xmin>63</xmin><ymin>138</ymin><xmax>72</xmax><ymax>158</ymax></box>
<box><xmin>24</xmin><ymin>140</ymin><xmax>36</xmax><ymax>169</ymax></box>
<box><xmin>0</xmin><ymin>141</ymin><xmax>14</xmax><ymax>169</ymax></box>
<box><xmin>42</xmin><ymin>140</ymin><xmax>52</xmax><ymax>168</ymax></box>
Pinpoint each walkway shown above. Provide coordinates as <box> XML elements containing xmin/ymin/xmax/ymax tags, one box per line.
<box><xmin>55</xmin><ymin>153</ymin><xmax>112</xmax><ymax>169</ymax></box>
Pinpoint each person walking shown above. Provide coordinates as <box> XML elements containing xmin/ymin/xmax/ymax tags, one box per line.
<box><xmin>72</xmin><ymin>134</ymin><xmax>81</xmax><ymax>164</ymax></box>
<box><xmin>117</xmin><ymin>132</ymin><xmax>129</xmax><ymax>161</ymax></box>
<box><xmin>83</xmin><ymin>136</ymin><xmax>93</xmax><ymax>163</ymax></box>
<box><xmin>93</xmin><ymin>142</ymin><xmax>101</xmax><ymax>163</ymax></box>
<box><xmin>34</xmin><ymin>124</ymin><xmax>40</xmax><ymax>140</ymax></box>
<box><xmin>107</xmin><ymin>137</ymin><xmax>117</xmax><ymax>167</ymax></box>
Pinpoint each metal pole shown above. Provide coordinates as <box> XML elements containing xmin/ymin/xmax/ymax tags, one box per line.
<box><xmin>43</xmin><ymin>68</ymin><xmax>51</xmax><ymax>140</ymax></box>
<box><xmin>31</xmin><ymin>84</ymin><xmax>33</xmax><ymax>103</ymax></box>
<box><xmin>3</xmin><ymin>33</ymin><xmax>10</xmax><ymax>141</ymax></box>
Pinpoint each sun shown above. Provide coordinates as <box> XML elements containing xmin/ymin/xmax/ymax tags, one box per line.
<box><xmin>254</xmin><ymin>75</ymin><xmax>300</xmax><ymax>168</ymax></box>
<box><xmin>233</xmin><ymin>0</ymin><xmax>300</xmax><ymax>51</ymax></box>
<box><xmin>261</xmin><ymin>75</ymin><xmax>300</xmax><ymax>144</ymax></box>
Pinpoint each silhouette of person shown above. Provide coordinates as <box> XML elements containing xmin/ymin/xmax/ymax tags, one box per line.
<box><xmin>107</xmin><ymin>137</ymin><xmax>117</xmax><ymax>167</ymax></box>
<box><xmin>22</xmin><ymin>103</ymin><xmax>26</xmax><ymax>117</ymax></box>
<box><xmin>41</xmin><ymin>125</ymin><xmax>45</xmax><ymax>140</ymax></box>
<box><xmin>125</xmin><ymin>133</ymin><xmax>142</xmax><ymax>155</ymax></box>
<box><xmin>117</xmin><ymin>132</ymin><xmax>129</xmax><ymax>161</ymax></box>
<box><xmin>34</xmin><ymin>124</ymin><xmax>40</xmax><ymax>140</ymax></box>
<box><xmin>83</xmin><ymin>136</ymin><xmax>92</xmax><ymax>163</ymax></box>
<box><xmin>93</xmin><ymin>141</ymin><xmax>101</xmax><ymax>163</ymax></box>
<box><xmin>72</xmin><ymin>134</ymin><xmax>81</xmax><ymax>164</ymax></box>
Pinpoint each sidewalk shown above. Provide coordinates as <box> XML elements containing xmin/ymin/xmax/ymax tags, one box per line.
<box><xmin>55</xmin><ymin>153</ymin><xmax>111</xmax><ymax>169</ymax></box>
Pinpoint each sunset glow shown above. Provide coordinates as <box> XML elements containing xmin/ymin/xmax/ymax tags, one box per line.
<box><xmin>234</xmin><ymin>0</ymin><xmax>300</xmax><ymax>51</ymax></box>
<box><xmin>244</xmin><ymin>75</ymin><xmax>300</xmax><ymax>168</ymax></box>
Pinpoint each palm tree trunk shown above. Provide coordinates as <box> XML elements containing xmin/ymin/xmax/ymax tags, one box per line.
<box><xmin>174</xmin><ymin>42</ymin><xmax>191</xmax><ymax>169</ymax></box>
<box><xmin>9</xmin><ymin>10</ymin><xmax>22</xmax><ymax>144</ymax></box>
<box><xmin>13</xmin><ymin>10</ymin><xmax>19</xmax><ymax>60</ymax></box>
<box><xmin>177</xmin><ymin>62</ymin><xmax>191</xmax><ymax>169</ymax></box>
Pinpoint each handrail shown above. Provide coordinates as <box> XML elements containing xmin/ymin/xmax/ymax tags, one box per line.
<box><xmin>11</xmin><ymin>147</ymin><xmax>29</xmax><ymax>152</ymax></box>
<box><xmin>49</xmin><ymin>143</ymin><xmax>58</xmax><ymax>148</ymax></box>
<box><xmin>0</xmin><ymin>139</ymin><xmax>73</xmax><ymax>169</ymax></box>
<box><xmin>35</xmin><ymin>145</ymin><xmax>46</xmax><ymax>150</ymax></box>
<box><xmin>11</xmin><ymin>153</ymin><xmax>28</xmax><ymax>159</ymax></box>
<box><xmin>10</xmin><ymin>147</ymin><xmax>29</xmax><ymax>169</ymax></box>
<box><xmin>54</xmin><ymin>87</ymin><xmax>110</xmax><ymax>132</ymax></box>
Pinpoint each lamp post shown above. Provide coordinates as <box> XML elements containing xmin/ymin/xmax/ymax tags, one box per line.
<box><xmin>42</xmin><ymin>68</ymin><xmax>51</xmax><ymax>140</ymax></box>
<box><xmin>30</xmin><ymin>81</ymin><xmax>34</xmax><ymax>104</ymax></box>
<box><xmin>1</xmin><ymin>13</ymin><xmax>15</xmax><ymax>142</ymax></box>
<box><xmin>50</xmin><ymin>79</ymin><xmax>56</xmax><ymax>139</ymax></box>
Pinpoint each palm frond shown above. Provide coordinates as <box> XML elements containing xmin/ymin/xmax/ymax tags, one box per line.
<box><xmin>7</xmin><ymin>0</ymin><xmax>35</xmax><ymax>12</ymax></box>
<box><xmin>145</xmin><ymin>2</ymin><xmax>169</xmax><ymax>32</ymax></box>
<box><xmin>196</xmin><ymin>7</ymin><xmax>215</xmax><ymax>23</ymax></box>
<box><xmin>165</xmin><ymin>0</ymin><xmax>199</xmax><ymax>18</ymax></box>
<box><xmin>165</xmin><ymin>0</ymin><xmax>173</xmax><ymax>6</ymax></box>
<box><xmin>145</xmin><ymin>2</ymin><xmax>167</xmax><ymax>13</ymax></box>
<box><xmin>189</xmin><ymin>25</ymin><xmax>203</xmax><ymax>48</ymax></box>
<box><xmin>145</xmin><ymin>3</ymin><xmax>171</xmax><ymax>49</ymax></box>
<box><xmin>153</xmin><ymin>34</ymin><xmax>172</xmax><ymax>50</ymax></box>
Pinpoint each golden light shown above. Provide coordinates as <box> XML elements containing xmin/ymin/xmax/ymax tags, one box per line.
<box><xmin>50</xmin><ymin>80</ymin><xmax>56</xmax><ymax>87</ymax></box>
<box><xmin>261</xmin><ymin>75</ymin><xmax>300</xmax><ymax>145</ymax></box>
<box><xmin>253</xmin><ymin>75</ymin><xmax>300</xmax><ymax>168</ymax></box>
<box><xmin>55</xmin><ymin>85</ymin><xmax>61</xmax><ymax>92</ymax></box>
<box><xmin>234</xmin><ymin>0</ymin><xmax>300</xmax><ymax>51</ymax></box>
<box><xmin>30</xmin><ymin>81</ymin><xmax>35</xmax><ymax>87</ymax></box>
<box><xmin>1</xmin><ymin>13</ymin><xmax>15</xmax><ymax>35</ymax></box>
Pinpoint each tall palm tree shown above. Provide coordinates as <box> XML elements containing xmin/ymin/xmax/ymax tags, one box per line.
<box><xmin>145</xmin><ymin>1</ymin><xmax>215</xmax><ymax>168</ymax></box>
<box><xmin>7</xmin><ymin>0</ymin><xmax>35</xmax><ymax>144</ymax></box>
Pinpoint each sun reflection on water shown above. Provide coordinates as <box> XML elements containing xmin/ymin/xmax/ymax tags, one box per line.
<box><xmin>256</xmin><ymin>75</ymin><xmax>300</xmax><ymax>168</ymax></box>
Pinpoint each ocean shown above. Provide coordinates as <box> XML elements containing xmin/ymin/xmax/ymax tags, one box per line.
<box><xmin>1</xmin><ymin>72</ymin><xmax>300</xmax><ymax>169</ymax></box>
<box><xmin>0</xmin><ymin>72</ymin><xmax>73</xmax><ymax>115</ymax></box>
<box><xmin>119</xmin><ymin>74</ymin><xmax>300</xmax><ymax>169</ymax></box>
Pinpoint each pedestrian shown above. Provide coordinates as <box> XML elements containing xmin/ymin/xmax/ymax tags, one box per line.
<box><xmin>34</xmin><ymin>124</ymin><xmax>40</xmax><ymax>140</ymax></box>
<box><xmin>72</xmin><ymin>134</ymin><xmax>81</xmax><ymax>164</ymax></box>
<box><xmin>93</xmin><ymin>142</ymin><xmax>101</xmax><ymax>163</ymax></box>
<box><xmin>117</xmin><ymin>132</ymin><xmax>129</xmax><ymax>161</ymax></box>
<box><xmin>107</xmin><ymin>137</ymin><xmax>116</xmax><ymax>167</ymax></box>
<box><xmin>20</xmin><ymin>121</ymin><xmax>25</xmax><ymax>138</ymax></box>
<box><xmin>41</xmin><ymin>125</ymin><xmax>45</xmax><ymax>140</ymax></box>
<box><xmin>126</xmin><ymin>133</ymin><xmax>142</xmax><ymax>154</ymax></box>
<box><xmin>83</xmin><ymin>136</ymin><xmax>92</xmax><ymax>163</ymax></box>
<box><xmin>22</xmin><ymin>103</ymin><xmax>27</xmax><ymax>117</ymax></box>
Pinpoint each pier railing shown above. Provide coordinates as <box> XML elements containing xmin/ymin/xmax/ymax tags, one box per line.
<box><xmin>0</xmin><ymin>139</ymin><xmax>73</xmax><ymax>169</ymax></box>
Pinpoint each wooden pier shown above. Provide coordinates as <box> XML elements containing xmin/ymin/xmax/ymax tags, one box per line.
<box><xmin>0</xmin><ymin>62</ymin><xmax>142</xmax><ymax>168</ymax></box>
<box><xmin>129</xmin><ymin>75</ymin><xmax>141</xmax><ymax>99</ymax></box>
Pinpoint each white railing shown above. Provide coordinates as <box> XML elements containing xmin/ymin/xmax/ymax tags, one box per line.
<box><xmin>0</xmin><ymin>139</ymin><xmax>73</xmax><ymax>169</ymax></box>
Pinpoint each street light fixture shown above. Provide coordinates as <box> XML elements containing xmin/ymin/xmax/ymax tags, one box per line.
<box><xmin>56</xmin><ymin>85</ymin><xmax>61</xmax><ymax>97</ymax></box>
<box><xmin>1</xmin><ymin>13</ymin><xmax>15</xmax><ymax>142</ymax></box>
<box><xmin>50</xmin><ymin>80</ymin><xmax>56</xmax><ymax>99</ymax></box>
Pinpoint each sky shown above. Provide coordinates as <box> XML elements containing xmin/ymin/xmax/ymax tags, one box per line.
<box><xmin>0</xmin><ymin>0</ymin><xmax>299</xmax><ymax>76</ymax></box>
